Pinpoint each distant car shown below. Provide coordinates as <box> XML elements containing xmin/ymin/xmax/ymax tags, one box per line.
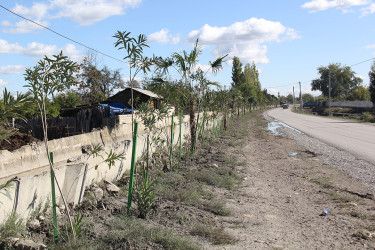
<box><xmin>282</xmin><ymin>104</ymin><xmax>289</xmax><ymax>109</ymax></box>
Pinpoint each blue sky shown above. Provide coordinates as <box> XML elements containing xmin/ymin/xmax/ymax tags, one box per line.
<box><xmin>0</xmin><ymin>0</ymin><xmax>375</xmax><ymax>97</ymax></box>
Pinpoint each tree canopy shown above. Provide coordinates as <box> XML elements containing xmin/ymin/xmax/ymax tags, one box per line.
<box><xmin>311</xmin><ymin>63</ymin><xmax>362</xmax><ymax>99</ymax></box>
<box><xmin>231</xmin><ymin>57</ymin><xmax>243</xmax><ymax>88</ymax></box>
<box><xmin>78</xmin><ymin>53</ymin><xmax>124</xmax><ymax>104</ymax></box>
<box><xmin>369</xmin><ymin>60</ymin><xmax>375</xmax><ymax>108</ymax></box>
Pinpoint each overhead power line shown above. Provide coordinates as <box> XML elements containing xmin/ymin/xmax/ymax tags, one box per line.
<box><xmin>0</xmin><ymin>4</ymin><xmax>124</xmax><ymax>63</ymax></box>
<box><xmin>266</xmin><ymin>56</ymin><xmax>375</xmax><ymax>89</ymax></box>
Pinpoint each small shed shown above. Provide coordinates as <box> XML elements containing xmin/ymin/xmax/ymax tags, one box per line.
<box><xmin>103</xmin><ymin>87</ymin><xmax>163</xmax><ymax>109</ymax></box>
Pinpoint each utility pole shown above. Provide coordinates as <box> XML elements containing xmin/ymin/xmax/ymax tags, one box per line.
<box><xmin>328</xmin><ymin>68</ymin><xmax>331</xmax><ymax>116</ymax></box>
<box><xmin>293</xmin><ymin>86</ymin><xmax>296</xmax><ymax>111</ymax></box>
<box><xmin>299</xmin><ymin>81</ymin><xmax>302</xmax><ymax>111</ymax></box>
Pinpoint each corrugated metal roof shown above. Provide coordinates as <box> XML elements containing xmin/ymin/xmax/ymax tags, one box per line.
<box><xmin>132</xmin><ymin>87</ymin><xmax>162</xmax><ymax>99</ymax></box>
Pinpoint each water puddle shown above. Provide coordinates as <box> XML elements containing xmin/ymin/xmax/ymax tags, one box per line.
<box><xmin>267</xmin><ymin>121</ymin><xmax>304</xmax><ymax>135</ymax></box>
<box><xmin>267</xmin><ymin>121</ymin><xmax>282</xmax><ymax>135</ymax></box>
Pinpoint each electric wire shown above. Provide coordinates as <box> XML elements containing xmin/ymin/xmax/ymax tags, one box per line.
<box><xmin>265</xmin><ymin>56</ymin><xmax>375</xmax><ymax>90</ymax></box>
<box><xmin>0</xmin><ymin>4</ymin><xmax>124</xmax><ymax>64</ymax></box>
<box><xmin>1</xmin><ymin>3</ymin><xmax>374</xmax><ymax>91</ymax></box>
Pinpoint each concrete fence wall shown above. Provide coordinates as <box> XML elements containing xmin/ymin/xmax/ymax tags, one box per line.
<box><xmin>0</xmin><ymin>112</ymin><xmax>219</xmax><ymax>224</ymax></box>
<box><xmin>325</xmin><ymin>100</ymin><xmax>374</xmax><ymax>108</ymax></box>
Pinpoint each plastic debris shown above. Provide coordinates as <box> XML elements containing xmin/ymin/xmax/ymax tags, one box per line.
<box><xmin>320</xmin><ymin>209</ymin><xmax>329</xmax><ymax>216</ymax></box>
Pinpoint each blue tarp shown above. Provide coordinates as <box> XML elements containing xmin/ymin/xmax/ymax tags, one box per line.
<box><xmin>100</xmin><ymin>102</ymin><xmax>134</xmax><ymax>116</ymax></box>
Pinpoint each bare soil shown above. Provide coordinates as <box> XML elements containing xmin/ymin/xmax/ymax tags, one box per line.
<box><xmin>15</xmin><ymin>110</ymin><xmax>375</xmax><ymax>249</ymax></box>
<box><xmin>0</xmin><ymin>131</ymin><xmax>39</xmax><ymax>151</ymax></box>
<box><xmin>208</xmin><ymin>112</ymin><xmax>375</xmax><ymax>249</ymax></box>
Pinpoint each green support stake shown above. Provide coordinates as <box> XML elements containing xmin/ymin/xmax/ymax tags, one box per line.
<box><xmin>146</xmin><ymin>134</ymin><xmax>149</xmax><ymax>180</ymax></box>
<box><xmin>192</xmin><ymin>112</ymin><xmax>200</xmax><ymax>153</ymax></box>
<box><xmin>213</xmin><ymin>117</ymin><xmax>215</xmax><ymax>135</ymax></box>
<box><xmin>215</xmin><ymin>117</ymin><xmax>220</xmax><ymax>137</ymax></box>
<box><xmin>220</xmin><ymin>118</ymin><xmax>223</xmax><ymax>132</ymax></box>
<box><xmin>170</xmin><ymin>115</ymin><xmax>174</xmax><ymax>169</ymax></box>
<box><xmin>179</xmin><ymin>113</ymin><xmax>182</xmax><ymax>162</ymax></box>
<box><xmin>198</xmin><ymin>115</ymin><xmax>205</xmax><ymax>139</ymax></box>
<box><xmin>49</xmin><ymin>152</ymin><xmax>59</xmax><ymax>244</ymax></box>
<box><xmin>127</xmin><ymin>122</ymin><xmax>138</xmax><ymax>216</ymax></box>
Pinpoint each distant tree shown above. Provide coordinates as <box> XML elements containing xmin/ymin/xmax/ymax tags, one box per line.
<box><xmin>0</xmin><ymin>88</ymin><xmax>32</xmax><ymax>122</ymax></box>
<box><xmin>279</xmin><ymin>95</ymin><xmax>287</xmax><ymax>103</ymax></box>
<box><xmin>302</xmin><ymin>93</ymin><xmax>315</xmax><ymax>103</ymax></box>
<box><xmin>347</xmin><ymin>85</ymin><xmax>370</xmax><ymax>101</ymax></box>
<box><xmin>369</xmin><ymin>60</ymin><xmax>375</xmax><ymax>110</ymax></box>
<box><xmin>78</xmin><ymin>53</ymin><xmax>124</xmax><ymax>104</ymax></box>
<box><xmin>231</xmin><ymin>57</ymin><xmax>243</xmax><ymax>88</ymax></box>
<box><xmin>126</xmin><ymin>79</ymin><xmax>141</xmax><ymax>88</ymax></box>
<box><xmin>53</xmin><ymin>90</ymin><xmax>83</xmax><ymax>109</ymax></box>
<box><xmin>286</xmin><ymin>94</ymin><xmax>294</xmax><ymax>103</ymax></box>
<box><xmin>311</xmin><ymin>63</ymin><xmax>362</xmax><ymax>99</ymax></box>
<box><xmin>238</xmin><ymin>63</ymin><xmax>256</xmax><ymax>112</ymax></box>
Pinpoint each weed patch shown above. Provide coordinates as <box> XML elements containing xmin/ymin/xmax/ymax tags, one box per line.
<box><xmin>311</xmin><ymin>177</ymin><xmax>332</xmax><ymax>188</ymax></box>
<box><xmin>0</xmin><ymin>213</ymin><xmax>25</xmax><ymax>244</ymax></box>
<box><xmin>190</xmin><ymin>223</ymin><xmax>236</xmax><ymax>245</ymax></box>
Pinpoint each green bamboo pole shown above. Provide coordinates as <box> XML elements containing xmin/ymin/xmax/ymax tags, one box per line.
<box><xmin>198</xmin><ymin>115</ymin><xmax>205</xmax><ymax>139</ymax></box>
<box><xmin>127</xmin><ymin>122</ymin><xmax>138</xmax><ymax>216</ymax></box>
<box><xmin>215</xmin><ymin>116</ymin><xmax>220</xmax><ymax>137</ymax></box>
<box><xmin>49</xmin><ymin>152</ymin><xmax>59</xmax><ymax>244</ymax></box>
<box><xmin>146</xmin><ymin>134</ymin><xmax>149</xmax><ymax>180</ymax></box>
<box><xmin>192</xmin><ymin>112</ymin><xmax>200</xmax><ymax>153</ymax></box>
<box><xmin>213</xmin><ymin>116</ymin><xmax>215</xmax><ymax>135</ymax></box>
<box><xmin>179</xmin><ymin>113</ymin><xmax>182</xmax><ymax>162</ymax></box>
<box><xmin>170</xmin><ymin>115</ymin><xmax>174</xmax><ymax>169</ymax></box>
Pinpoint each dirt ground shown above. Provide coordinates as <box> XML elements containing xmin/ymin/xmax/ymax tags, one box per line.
<box><xmin>206</xmin><ymin>112</ymin><xmax>375</xmax><ymax>249</ymax></box>
<box><xmin>11</xmin><ymin>110</ymin><xmax>375</xmax><ymax>249</ymax></box>
<box><xmin>0</xmin><ymin>131</ymin><xmax>39</xmax><ymax>151</ymax></box>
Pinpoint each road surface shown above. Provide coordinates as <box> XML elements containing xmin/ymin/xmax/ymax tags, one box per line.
<box><xmin>267</xmin><ymin>108</ymin><xmax>375</xmax><ymax>164</ymax></box>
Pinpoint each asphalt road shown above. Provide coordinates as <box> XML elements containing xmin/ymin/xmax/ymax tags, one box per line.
<box><xmin>267</xmin><ymin>107</ymin><xmax>375</xmax><ymax>164</ymax></box>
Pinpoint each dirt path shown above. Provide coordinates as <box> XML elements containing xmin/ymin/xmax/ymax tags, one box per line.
<box><xmin>209</xmin><ymin>112</ymin><xmax>375</xmax><ymax>249</ymax></box>
<box><xmin>15</xmin><ymin>111</ymin><xmax>375</xmax><ymax>249</ymax></box>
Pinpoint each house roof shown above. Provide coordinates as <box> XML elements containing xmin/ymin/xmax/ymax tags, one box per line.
<box><xmin>132</xmin><ymin>87</ymin><xmax>162</xmax><ymax>99</ymax></box>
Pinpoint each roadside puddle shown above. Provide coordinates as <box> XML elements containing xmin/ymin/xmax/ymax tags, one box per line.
<box><xmin>267</xmin><ymin>121</ymin><xmax>304</xmax><ymax>135</ymax></box>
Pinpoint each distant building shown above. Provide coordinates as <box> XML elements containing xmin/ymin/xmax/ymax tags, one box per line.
<box><xmin>103</xmin><ymin>87</ymin><xmax>163</xmax><ymax>109</ymax></box>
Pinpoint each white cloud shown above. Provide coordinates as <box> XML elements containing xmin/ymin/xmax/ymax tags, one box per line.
<box><xmin>361</xmin><ymin>2</ymin><xmax>375</xmax><ymax>16</ymax></box>
<box><xmin>366</xmin><ymin>44</ymin><xmax>375</xmax><ymax>49</ymax></box>
<box><xmin>24</xmin><ymin>42</ymin><xmax>59</xmax><ymax>57</ymax></box>
<box><xmin>62</xmin><ymin>44</ymin><xmax>82</xmax><ymax>62</ymax></box>
<box><xmin>302</xmin><ymin>0</ymin><xmax>369</xmax><ymax>13</ymax></box>
<box><xmin>0</xmin><ymin>65</ymin><xmax>26</xmax><ymax>74</ymax></box>
<box><xmin>2</xmin><ymin>20</ymin><xmax>50</xmax><ymax>34</ymax></box>
<box><xmin>12</xmin><ymin>2</ymin><xmax>50</xmax><ymax>19</ymax></box>
<box><xmin>0</xmin><ymin>39</ymin><xmax>23</xmax><ymax>54</ymax></box>
<box><xmin>187</xmin><ymin>18</ymin><xmax>300</xmax><ymax>64</ymax></box>
<box><xmin>2</xmin><ymin>0</ymin><xmax>142</xmax><ymax>33</ymax></box>
<box><xmin>1</xmin><ymin>2</ymin><xmax>50</xmax><ymax>34</ymax></box>
<box><xmin>191</xmin><ymin>64</ymin><xmax>212</xmax><ymax>74</ymax></box>
<box><xmin>0</xmin><ymin>79</ymin><xmax>8</xmax><ymax>86</ymax></box>
<box><xmin>0</xmin><ymin>39</ymin><xmax>81</xmax><ymax>59</ymax></box>
<box><xmin>1</xmin><ymin>21</ymin><xmax>12</xmax><ymax>27</ymax></box>
<box><xmin>148</xmin><ymin>29</ymin><xmax>180</xmax><ymax>44</ymax></box>
<box><xmin>51</xmin><ymin>0</ymin><xmax>142</xmax><ymax>25</ymax></box>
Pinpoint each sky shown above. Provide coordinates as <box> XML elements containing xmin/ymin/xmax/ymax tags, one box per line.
<box><xmin>0</xmin><ymin>0</ymin><xmax>375</xmax><ymax>98</ymax></box>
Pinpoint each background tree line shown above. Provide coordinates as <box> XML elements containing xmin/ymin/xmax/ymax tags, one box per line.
<box><xmin>277</xmin><ymin>60</ymin><xmax>375</xmax><ymax>108</ymax></box>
